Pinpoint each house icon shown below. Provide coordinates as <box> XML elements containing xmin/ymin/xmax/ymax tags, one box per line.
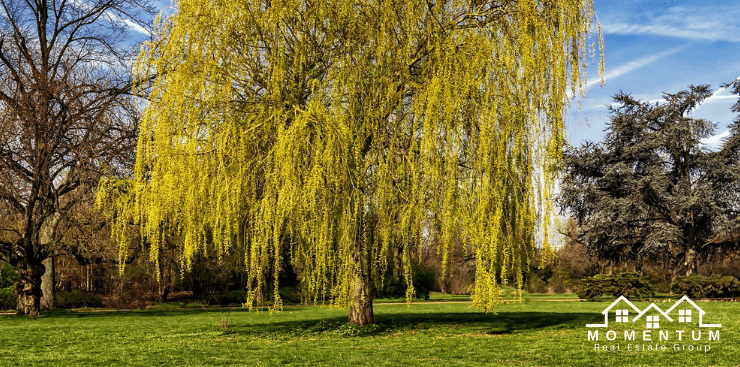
<box><xmin>632</xmin><ymin>303</ymin><xmax>672</xmax><ymax>329</ymax></box>
<box><xmin>585</xmin><ymin>295</ymin><xmax>642</xmax><ymax>328</ymax></box>
<box><xmin>664</xmin><ymin>295</ymin><xmax>721</xmax><ymax>328</ymax></box>
<box><xmin>586</xmin><ymin>295</ymin><xmax>722</xmax><ymax>328</ymax></box>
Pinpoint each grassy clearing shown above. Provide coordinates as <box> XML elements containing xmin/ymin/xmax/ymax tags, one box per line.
<box><xmin>1</xmin><ymin>299</ymin><xmax>737</xmax><ymax>366</ymax></box>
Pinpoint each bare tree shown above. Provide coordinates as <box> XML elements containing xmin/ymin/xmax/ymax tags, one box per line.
<box><xmin>0</xmin><ymin>0</ymin><xmax>151</xmax><ymax>315</ymax></box>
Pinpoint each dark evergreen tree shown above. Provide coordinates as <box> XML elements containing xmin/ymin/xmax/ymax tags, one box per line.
<box><xmin>558</xmin><ymin>85</ymin><xmax>740</xmax><ymax>277</ymax></box>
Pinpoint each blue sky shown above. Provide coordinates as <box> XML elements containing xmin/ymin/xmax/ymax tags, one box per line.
<box><xmin>568</xmin><ymin>0</ymin><xmax>740</xmax><ymax>148</ymax></box>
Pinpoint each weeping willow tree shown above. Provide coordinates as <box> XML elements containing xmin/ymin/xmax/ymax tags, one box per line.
<box><xmin>99</xmin><ymin>0</ymin><xmax>602</xmax><ymax>325</ymax></box>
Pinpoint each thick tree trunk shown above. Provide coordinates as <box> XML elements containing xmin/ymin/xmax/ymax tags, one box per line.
<box><xmin>348</xmin><ymin>274</ymin><xmax>374</xmax><ymax>326</ymax></box>
<box><xmin>157</xmin><ymin>262</ymin><xmax>171</xmax><ymax>304</ymax></box>
<box><xmin>348</xmin><ymin>241</ymin><xmax>374</xmax><ymax>326</ymax></box>
<box><xmin>41</xmin><ymin>253</ymin><xmax>55</xmax><ymax>310</ymax></box>
<box><xmin>40</xmin><ymin>217</ymin><xmax>56</xmax><ymax>309</ymax></box>
<box><xmin>15</xmin><ymin>258</ymin><xmax>45</xmax><ymax>316</ymax></box>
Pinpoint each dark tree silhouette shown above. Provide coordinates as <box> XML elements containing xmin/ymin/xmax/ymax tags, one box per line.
<box><xmin>558</xmin><ymin>85</ymin><xmax>740</xmax><ymax>278</ymax></box>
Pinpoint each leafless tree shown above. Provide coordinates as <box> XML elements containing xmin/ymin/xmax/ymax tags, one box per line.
<box><xmin>0</xmin><ymin>0</ymin><xmax>152</xmax><ymax>315</ymax></box>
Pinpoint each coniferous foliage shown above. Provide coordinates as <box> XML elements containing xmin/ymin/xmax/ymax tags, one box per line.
<box><xmin>558</xmin><ymin>85</ymin><xmax>740</xmax><ymax>277</ymax></box>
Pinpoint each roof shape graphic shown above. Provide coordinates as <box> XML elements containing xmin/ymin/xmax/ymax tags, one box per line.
<box><xmin>586</xmin><ymin>295</ymin><xmax>721</xmax><ymax>328</ymax></box>
<box><xmin>665</xmin><ymin>295</ymin><xmax>705</xmax><ymax>315</ymax></box>
<box><xmin>632</xmin><ymin>303</ymin><xmax>673</xmax><ymax>323</ymax></box>
<box><xmin>601</xmin><ymin>295</ymin><xmax>642</xmax><ymax>315</ymax></box>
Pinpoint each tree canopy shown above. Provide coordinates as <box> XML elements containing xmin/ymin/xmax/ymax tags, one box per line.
<box><xmin>558</xmin><ymin>85</ymin><xmax>740</xmax><ymax>277</ymax></box>
<box><xmin>99</xmin><ymin>0</ymin><xmax>602</xmax><ymax>324</ymax></box>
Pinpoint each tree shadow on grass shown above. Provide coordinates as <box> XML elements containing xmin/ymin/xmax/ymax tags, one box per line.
<box><xmin>225</xmin><ymin>310</ymin><xmax>596</xmax><ymax>338</ymax></box>
<box><xmin>24</xmin><ymin>305</ymin><xmax>597</xmax><ymax>340</ymax></box>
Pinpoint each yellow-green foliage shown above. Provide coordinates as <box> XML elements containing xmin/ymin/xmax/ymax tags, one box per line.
<box><xmin>98</xmin><ymin>0</ymin><xmax>601</xmax><ymax>312</ymax></box>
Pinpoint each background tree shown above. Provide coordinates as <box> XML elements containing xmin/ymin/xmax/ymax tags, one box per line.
<box><xmin>0</xmin><ymin>0</ymin><xmax>151</xmax><ymax>315</ymax></box>
<box><xmin>558</xmin><ymin>85</ymin><xmax>740</xmax><ymax>279</ymax></box>
<box><xmin>100</xmin><ymin>0</ymin><xmax>602</xmax><ymax>325</ymax></box>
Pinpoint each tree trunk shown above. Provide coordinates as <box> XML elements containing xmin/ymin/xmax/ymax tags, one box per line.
<box><xmin>348</xmin><ymin>242</ymin><xmax>374</xmax><ymax>326</ymax></box>
<box><xmin>40</xmin><ymin>253</ymin><xmax>55</xmax><ymax>310</ymax></box>
<box><xmin>348</xmin><ymin>273</ymin><xmax>374</xmax><ymax>326</ymax></box>
<box><xmin>158</xmin><ymin>282</ymin><xmax>170</xmax><ymax>304</ymax></box>
<box><xmin>685</xmin><ymin>246</ymin><xmax>697</xmax><ymax>276</ymax></box>
<box><xmin>157</xmin><ymin>262</ymin><xmax>171</xmax><ymax>304</ymax></box>
<box><xmin>156</xmin><ymin>251</ymin><xmax>171</xmax><ymax>304</ymax></box>
<box><xmin>15</xmin><ymin>258</ymin><xmax>45</xmax><ymax>316</ymax></box>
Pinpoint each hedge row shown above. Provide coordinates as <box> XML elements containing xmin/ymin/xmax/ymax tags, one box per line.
<box><xmin>577</xmin><ymin>273</ymin><xmax>740</xmax><ymax>300</ymax></box>
<box><xmin>671</xmin><ymin>275</ymin><xmax>740</xmax><ymax>299</ymax></box>
<box><xmin>577</xmin><ymin>272</ymin><xmax>654</xmax><ymax>301</ymax></box>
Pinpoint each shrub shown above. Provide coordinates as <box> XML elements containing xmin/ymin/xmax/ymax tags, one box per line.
<box><xmin>375</xmin><ymin>263</ymin><xmax>436</xmax><ymax>300</ymax></box>
<box><xmin>0</xmin><ymin>287</ymin><xmax>15</xmax><ymax>310</ymax></box>
<box><xmin>1</xmin><ymin>263</ymin><xmax>19</xmax><ymax>289</ymax></box>
<box><xmin>577</xmin><ymin>272</ymin><xmax>655</xmax><ymax>301</ymax></box>
<box><xmin>277</xmin><ymin>286</ymin><xmax>302</xmax><ymax>304</ymax></box>
<box><xmin>524</xmin><ymin>273</ymin><xmax>548</xmax><ymax>293</ymax></box>
<box><xmin>55</xmin><ymin>290</ymin><xmax>104</xmax><ymax>308</ymax></box>
<box><xmin>411</xmin><ymin>264</ymin><xmax>436</xmax><ymax>300</ymax></box>
<box><xmin>671</xmin><ymin>275</ymin><xmax>740</xmax><ymax>299</ymax></box>
<box><xmin>220</xmin><ymin>290</ymin><xmax>247</xmax><ymax>305</ymax></box>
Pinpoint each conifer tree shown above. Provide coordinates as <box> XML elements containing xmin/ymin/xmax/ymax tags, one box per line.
<box><xmin>559</xmin><ymin>85</ymin><xmax>740</xmax><ymax>277</ymax></box>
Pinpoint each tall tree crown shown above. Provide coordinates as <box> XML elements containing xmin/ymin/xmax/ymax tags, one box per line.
<box><xmin>99</xmin><ymin>0</ymin><xmax>602</xmax><ymax>312</ymax></box>
<box><xmin>0</xmin><ymin>0</ymin><xmax>153</xmax><ymax>315</ymax></box>
<box><xmin>558</xmin><ymin>85</ymin><xmax>740</xmax><ymax>275</ymax></box>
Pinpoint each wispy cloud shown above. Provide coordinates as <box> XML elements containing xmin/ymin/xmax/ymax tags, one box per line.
<box><xmin>587</xmin><ymin>46</ymin><xmax>688</xmax><ymax>88</ymax></box>
<box><xmin>701</xmin><ymin>130</ymin><xmax>731</xmax><ymax>148</ymax></box>
<box><xmin>690</xmin><ymin>76</ymin><xmax>740</xmax><ymax>116</ymax></box>
<box><xmin>120</xmin><ymin>18</ymin><xmax>150</xmax><ymax>36</ymax></box>
<box><xmin>602</xmin><ymin>5</ymin><xmax>740</xmax><ymax>42</ymax></box>
<box><xmin>105</xmin><ymin>11</ymin><xmax>150</xmax><ymax>36</ymax></box>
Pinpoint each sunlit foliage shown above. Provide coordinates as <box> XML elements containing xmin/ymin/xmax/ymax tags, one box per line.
<box><xmin>99</xmin><ymin>0</ymin><xmax>602</xmax><ymax>315</ymax></box>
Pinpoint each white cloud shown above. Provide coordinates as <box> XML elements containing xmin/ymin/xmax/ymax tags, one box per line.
<box><xmin>120</xmin><ymin>18</ymin><xmax>150</xmax><ymax>36</ymax></box>
<box><xmin>70</xmin><ymin>0</ymin><xmax>151</xmax><ymax>36</ymax></box>
<box><xmin>700</xmin><ymin>130</ymin><xmax>731</xmax><ymax>148</ymax></box>
<box><xmin>587</xmin><ymin>46</ymin><xmax>688</xmax><ymax>88</ymax></box>
<box><xmin>700</xmin><ymin>76</ymin><xmax>740</xmax><ymax>106</ymax></box>
<box><xmin>602</xmin><ymin>5</ymin><xmax>740</xmax><ymax>42</ymax></box>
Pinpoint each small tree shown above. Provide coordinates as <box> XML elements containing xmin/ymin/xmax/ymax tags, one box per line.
<box><xmin>558</xmin><ymin>85</ymin><xmax>740</xmax><ymax>278</ymax></box>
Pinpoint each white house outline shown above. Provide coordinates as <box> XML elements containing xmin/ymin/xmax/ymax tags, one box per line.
<box><xmin>585</xmin><ymin>295</ymin><xmax>642</xmax><ymax>327</ymax></box>
<box><xmin>664</xmin><ymin>295</ymin><xmax>722</xmax><ymax>328</ymax></box>
<box><xmin>632</xmin><ymin>303</ymin><xmax>673</xmax><ymax>323</ymax></box>
<box><xmin>586</xmin><ymin>295</ymin><xmax>722</xmax><ymax>328</ymax></box>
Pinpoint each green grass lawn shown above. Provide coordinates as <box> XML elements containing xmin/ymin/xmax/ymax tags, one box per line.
<box><xmin>1</xmin><ymin>299</ymin><xmax>737</xmax><ymax>366</ymax></box>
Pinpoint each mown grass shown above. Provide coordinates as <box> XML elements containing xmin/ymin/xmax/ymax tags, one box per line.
<box><xmin>1</xmin><ymin>299</ymin><xmax>738</xmax><ymax>366</ymax></box>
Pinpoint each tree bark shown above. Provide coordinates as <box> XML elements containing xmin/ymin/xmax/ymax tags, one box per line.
<box><xmin>15</xmin><ymin>257</ymin><xmax>45</xmax><ymax>316</ymax></box>
<box><xmin>685</xmin><ymin>246</ymin><xmax>697</xmax><ymax>276</ymax></box>
<box><xmin>158</xmin><ymin>282</ymin><xmax>170</xmax><ymax>304</ymax></box>
<box><xmin>348</xmin><ymin>244</ymin><xmax>374</xmax><ymax>326</ymax></box>
<box><xmin>157</xmin><ymin>263</ymin><xmax>170</xmax><ymax>304</ymax></box>
<box><xmin>348</xmin><ymin>274</ymin><xmax>374</xmax><ymax>326</ymax></box>
<box><xmin>40</xmin><ymin>253</ymin><xmax>55</xmax><ymax>310</ymax></box>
